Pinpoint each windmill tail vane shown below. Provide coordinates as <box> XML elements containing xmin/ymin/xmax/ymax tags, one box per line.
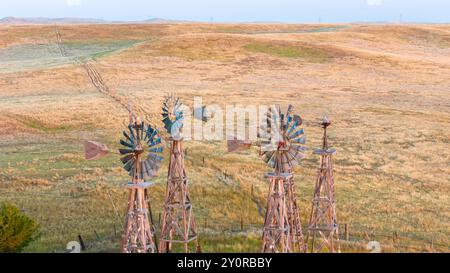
<box><xmin>227</xmin><ymin>139</ymin><xmax>253</xmax><ymax>153</ymax></box>
<box><xmin>84</xmin><ymin>140</ymin><xmax>109</xmax><ymax>160</ymax></box>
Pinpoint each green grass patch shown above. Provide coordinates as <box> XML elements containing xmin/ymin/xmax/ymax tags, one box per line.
<box><xmin>213</xmin><ymin>26</ymin><xmax>247</xmax><ymax>34</ymax></box>
<box><xmin>303</xmin><ymin>25</ymin><xmax>350</xmax><ymax>33</ymax></box>
<box><xmin>15</xmin><ymin>115</ymin><xmax>74</xmax><ymax>134</ymax></box>
<box><xmin>63</xmin><ymin>40</ymin><xmax>142</xmax><ymax>60</ymax></box>
<box><xmin>198</xmin><ymin>233</ymin><xmax>261</xmax><ymax>252</ymax></box>
<box><xmin>243</xmin><ymin>42</ymin><xmax>330</xmax><ymax>63</ymax></box>
<box><xmin>213</xmin><ymin>25</ymin><xmax>350</xmax><ymax>35</ymax></box>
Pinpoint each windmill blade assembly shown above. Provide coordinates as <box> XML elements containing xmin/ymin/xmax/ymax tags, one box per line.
<box><xmin>118</xmin><ymin>122</ymin><xmax>164</xmax><ymax>180</ymax></box>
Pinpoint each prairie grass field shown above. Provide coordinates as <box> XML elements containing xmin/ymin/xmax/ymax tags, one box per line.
<box><xmin>0</xmin><ymin>23</ymin><xmax>449</xmax><ymax>252</ymax></box>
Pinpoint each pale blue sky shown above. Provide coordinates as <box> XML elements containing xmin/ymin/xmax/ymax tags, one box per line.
<box><xmin>0</xmin><ymin>0</ymin><xmax>449</xmax><ymax>23</ymax></box>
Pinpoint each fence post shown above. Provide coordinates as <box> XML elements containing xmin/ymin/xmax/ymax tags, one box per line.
<box><xmin>431</xmin><ymin>236</ymin><xmax>434</xmax><ymax>253</ymax></box>
<box><xmin>94</xmin><ymin>230</ymin><xmax>100</xmax><ymax>240</ymax></box>
<box><xmin>78</xmin><ymin>235</ymin><xmax>86</xmax><ymax>251</ymax></box>
<box><xmin>344</xmin><ymin>223</ymin><xmax>349</xmax><ymax>241</ymax></box>
<box><xmin>364</xmin><ymin>231</ymin><xmax>370</xmax><ymax>241</ymax></box>
<box><xmin>240</xmin><ymin>216</ymin><xmax>244</xmax><ymax>231</ymax></box>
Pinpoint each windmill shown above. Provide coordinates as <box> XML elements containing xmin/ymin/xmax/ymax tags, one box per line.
<box><xmin>119</xmin><ymin>116</ymin><xmax>164</xmax><ymax>253</ymax></box>
<box><xmin>259</xmin><ymin>105</ymin><xmax>307</xmax><ymax>253</ymax></box>
<box><xmin>84</xmin><ymin>110</ymin><xmax>164</xmax><ymax>253</ymax></box>
<box><xmin>305</xmin><ymin>116</ymin><xmax>340</xmax><ymax>253</ymax></box>
<box><xmin>227</xmin><ymin>105</ymin><xmax>307</xmax><ymax>252</ymax></box>
<box><xmin>159</xmin><ymin>95</ymin><xmax>199</xmax><ymax>253</ymax></box>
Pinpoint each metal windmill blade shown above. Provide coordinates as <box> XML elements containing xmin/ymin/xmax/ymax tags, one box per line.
<box><xmin>119</xmin><ymin>122</ymin><xmax>164</xmax><ymax>180</ymax></box>
<box><xmin>259</xmin><ymin>106</ymin><xmax>282</xmax><ymax>167</ymax></box>
<box><xmin>285</xmin><ymin>114</ymin><xmax>306</xmax><ymax>147</ymax></box>
<box><xmin>258</xmin><ymin>105</ymin><xmax>307</xmax><ymax>169</ymax></box>
<box><xmin>161</xmin><ymin>94</ymin><xmax>184</xmax><ymax>140</ymax></box>
<box><xmin>144</xmin><ymin>124</ymin><xmax>164</xmax><ymax>178</ymax></box>
<box><xmin>260</xmin><ymin>106</ymin><xmax>284</xmax><ymax>151</ymax></box>
<box><xmin>120</xmin><ymin>123</ymin><xmax>139</xmax><ymax>177</ymax></box>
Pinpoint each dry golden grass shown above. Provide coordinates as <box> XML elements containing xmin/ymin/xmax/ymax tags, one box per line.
<box><xmin>0</xmin><ymin>23</ymin><xmax>449</xmax><ymax>252</ymax></box>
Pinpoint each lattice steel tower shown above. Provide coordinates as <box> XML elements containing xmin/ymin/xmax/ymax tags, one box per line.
<box><xmin>259</xmin><ymin>105</ymin><xmax>307</xmax><ymax>252</ymax></box>
<box><xmin>120</xmin><ymin>116</ymin><xmax>164</xmax><ymax>253</ymax></box>
<box><xmin>159</xmin><ymin>95</ymin><xmax>199</xmax><ymax>253</ymax></box>
<box><xmin>305</xmin><ymin>116</ymin><xmax>340</xmax><ymax>253</ymax></box>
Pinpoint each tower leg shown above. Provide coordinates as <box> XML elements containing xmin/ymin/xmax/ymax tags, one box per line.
<box><xmin>159</xmin><ymin>140</ymin><xmax>198</xmax><ymax>253</ymax></box>
<box><xmin>285</xmin><ymin>178</ymin><xmax>305</xmax><ymax>252</ymax></box>
<box><xmin>306</xmin><ymin>153</ymin><xmax>340</xmax><ymax>253</ymax></box>
<box><xmin>262</xmin><ymin>174</ymin><xmax>291</xmax><ymax>253</ymax></box>
<box><xmin>122</xmin><ymin>186</ymin><xmax>157</xmax><ymax>253</ymax></box>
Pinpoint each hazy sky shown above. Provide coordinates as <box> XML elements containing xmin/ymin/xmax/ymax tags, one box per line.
<box><xmin>0</xmin><ymin>0</ymin><xmax>449</xmax><ymax>23</ymax></box>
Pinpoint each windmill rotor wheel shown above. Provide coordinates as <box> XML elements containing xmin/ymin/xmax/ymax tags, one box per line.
<box><xmin>162</xmin><ymin>94</ymin><xmax>185</xmax><ymax>140</ymax></box>
<box><xmin>119</xmin><ymin>121</ymin><xmax>164</xmax><ymax>180</ymax></box>
<box><xmin>259</xmin><ymin>105</ymin><xmax>307</xmax><ymax>169</ymax></box>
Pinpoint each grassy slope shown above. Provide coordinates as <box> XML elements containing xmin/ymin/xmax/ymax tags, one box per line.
<box><xmin>0</xmin><ymin>23</ymin><xmax>449</xmax><ymax>252</ymax></box>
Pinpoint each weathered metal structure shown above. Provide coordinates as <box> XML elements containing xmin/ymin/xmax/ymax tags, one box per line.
<box><xmin>159</xmin><ymin>95</ymin><xmax>199</xmax><ymax>253</ymax></box>
<box><xmin>84</xmin><ymin>140</ymin><xmax>108</xmax><ymax>160</ymax></box>
<box><xmin>120</xmin><ymin>115</ymin><xmax>164</xmax><ymax>253</ymax></box>
<box><xmin>305</xmin><ymin>116</ymin><xmax>340</xmax><ymax>253</ymax></box>
<box><xmin>259</xmin><ymin>105</ymin><xmax>307</xmax><ymax>253</ymax></box>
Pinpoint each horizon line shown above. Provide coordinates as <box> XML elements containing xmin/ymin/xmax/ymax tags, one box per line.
<box><xmin>1</xmin><ymin>16</ymin><xmax>449</xmax><ymax>25</ymax></box>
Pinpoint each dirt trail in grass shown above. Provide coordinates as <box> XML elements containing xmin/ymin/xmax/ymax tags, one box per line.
<box><xmin>54</xmin><ymin>26</ymin><xmax>68</xmax><ymax>57</ymax></box>
<box><xmin>82</xmin><ymin>62</ymin><xmax>128</xmax><ymax>111</ymax></box>
<box><xmin>54</xmin><ymin>25</ymin><xmax>158</xmax><ymax>124</ymax></box>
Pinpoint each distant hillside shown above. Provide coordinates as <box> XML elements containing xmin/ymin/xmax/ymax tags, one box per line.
<box><xmin>0</xmin><ymin>16</ymin><xmax>192</xmax><ymax>25</ymax></box>
<box><xmin>144</xmin><ymin>18</ymin><xmax>193</xmax><ymax>24</ymax></box>
<box><xmin>0</xmin><ymin>16</ymin><xmax>107</xmax><ymax>24</ymax></box>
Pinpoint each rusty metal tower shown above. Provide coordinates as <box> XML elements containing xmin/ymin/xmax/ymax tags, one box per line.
<box><xmin>159</xmin><ymin>95</ymin><xmax>199</xmax><ymax>253</ymax></box>
<box><xmin>305</xmin><ymin>116</ymin><xmax>340</xmax><ymax>253</ymax></box>
<box><xmin>84</xmin><ymin>107</ymin><xmax>164</xmax><ymax>253</ymax></box>
<box><xmin>119</xmin><ymin>115</ymin><xmax>164</xmax><ymax>253</ymax></box>
<box><xmin>261</xmin><ymin>172</ymin><xmax>292</xmax><ymax>252</ymax></box>
<box><xmin>259</xmin><ymin>105</ymin><xmax>307</xmax><ymax>252</ymax></box>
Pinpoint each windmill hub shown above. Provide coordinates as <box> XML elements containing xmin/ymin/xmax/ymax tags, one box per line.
<box><xmin>134</xmin><ymin>145</ymin><xmax>144</xmax><ymax>154</ymax></box>
<box><xmin>277</xmin><ymin>140</ymin><xmax>290</xmax><ymax>151</ymax></box>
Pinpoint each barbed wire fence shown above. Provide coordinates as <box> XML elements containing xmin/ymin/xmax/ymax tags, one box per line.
<box><xmin>2</xmin><ymin>180</ymin><xmax>447</xmax><ymax>253</ymax></box>
<box><xmin>58</xmin><ymin>215</ymin><xmax>449</xmax><ymax>253</ymax></box>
